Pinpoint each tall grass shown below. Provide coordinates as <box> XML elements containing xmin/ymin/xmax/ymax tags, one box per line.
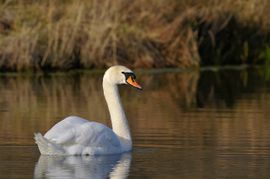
<box><xmin>0</xmin><ymin>0</ymin><xmax>269</xmax><ymax>71</ymax></box>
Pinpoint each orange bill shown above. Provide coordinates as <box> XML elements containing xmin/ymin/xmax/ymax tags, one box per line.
<box><xmin>127</xmin><ymin>76</ymin><xmax>142</xmax><ymax>90</ymax></box>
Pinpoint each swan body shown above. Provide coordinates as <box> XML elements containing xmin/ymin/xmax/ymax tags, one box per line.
<box><xmin>34</xmin><ymin>65</ymin><xmax>142</xmax><ymax>155</ymax></box>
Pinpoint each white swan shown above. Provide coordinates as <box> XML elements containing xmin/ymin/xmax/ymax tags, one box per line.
<box><xmin>34</xmin><ymin>65</ymin><xmax>142</xmax><ymax>155</ymax></box>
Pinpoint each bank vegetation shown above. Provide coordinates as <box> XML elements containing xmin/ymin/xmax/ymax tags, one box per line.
<box><xmin>0</xmin><ymin>0</ymin><xmax>270</xmax><ymax>71</ymax></box>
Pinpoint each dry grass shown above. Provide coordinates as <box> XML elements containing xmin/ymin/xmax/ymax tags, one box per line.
<box><xmin>0</xmin><ymin>0</ymin><xmax>269</xmax><ymax>71</ymax></box>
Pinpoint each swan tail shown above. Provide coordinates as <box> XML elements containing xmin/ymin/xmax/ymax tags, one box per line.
<box><xmin>34</xmin><ymin>133</ymin><xmax>65</xmax><ymax>155</ymax></box>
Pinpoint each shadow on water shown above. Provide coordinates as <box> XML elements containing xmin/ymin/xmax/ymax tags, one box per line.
<box><xmin>196</xmin><ymin>68</ymin><xmax>260</xmax><ymax>108</ymax></box>
<box><xmin>34</xmin><ymin>152</ymin><xmax>131</xmax><ymax>179</ymax></box>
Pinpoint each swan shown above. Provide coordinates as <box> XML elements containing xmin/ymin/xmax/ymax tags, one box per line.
<box><xmin>34</xmin><ymin>65</ymin><xmax>142</xmax><ymax>155</ymax></box>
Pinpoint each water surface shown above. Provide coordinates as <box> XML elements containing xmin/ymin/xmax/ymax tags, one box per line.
<box><xmin>0</xmin><ymin>67</ymin><xmax>270</xmax><ymax>178</ymax></box>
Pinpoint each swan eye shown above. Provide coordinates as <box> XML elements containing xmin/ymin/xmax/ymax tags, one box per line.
<box><xmin>122</xmin><ymin>72</ymin><xmax>142</xmax><ymax>90</ymax></box>
<box><xmin>121</xmin><ymin>72</ymin><xmax>136</xmax><ymax>80</ymax></box>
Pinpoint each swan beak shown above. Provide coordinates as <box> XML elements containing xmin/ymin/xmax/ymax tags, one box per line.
<box><xmin>127</xmin><ymin>76</ymin><xmax>142</xmax><ymax>90</ymax></box>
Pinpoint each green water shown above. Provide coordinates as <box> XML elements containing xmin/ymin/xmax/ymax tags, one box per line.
<box><xmin>0</xmin><ymin>67</ymin><xmax>270</xmax><ymax>178</ymax></box>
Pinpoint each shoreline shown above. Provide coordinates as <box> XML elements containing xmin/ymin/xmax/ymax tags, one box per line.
<box><xmin>0</xmin><ymin>64</ymin><xmax>267</xmax><ymax>75</ymax></box>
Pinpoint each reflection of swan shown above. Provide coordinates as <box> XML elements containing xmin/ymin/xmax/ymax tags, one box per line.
<box><xmin>34</xmin><ymin>66</ymin><xmax>142</xmax><ymax>155</ymax></box>
<box><xmin>34</xmin><ymin>152</ymin><xmax>132</xmax><ymax>179</ymax></box>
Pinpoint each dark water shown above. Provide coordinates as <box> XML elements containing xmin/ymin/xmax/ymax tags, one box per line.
<box><xmin>1</xmin><ymin>67</ymin><xmax>270</xmax><ymax>178</ymax></box>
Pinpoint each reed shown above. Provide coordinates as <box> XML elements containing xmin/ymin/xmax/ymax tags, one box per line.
<box><xmin>0</xmin><ymin>0</ymin><xmax>269</xmax><ymax>71</ymax></box>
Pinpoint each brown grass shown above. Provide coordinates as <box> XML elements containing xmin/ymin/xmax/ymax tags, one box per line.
<box><xmin>0</xmin><ymin>0</ymin><xmax>270</xmax><ymax>71</ymax></box>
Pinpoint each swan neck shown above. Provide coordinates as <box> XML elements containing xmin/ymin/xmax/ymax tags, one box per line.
<box><xmin>103</xmin><ymin>80</ymin><xmax>132</xmax><ymax>150</ymax></box>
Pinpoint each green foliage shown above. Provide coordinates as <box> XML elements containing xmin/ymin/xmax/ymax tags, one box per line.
<box><xmin>261</xmin><ymin>45</ymin><xmax>270</xmax><ymax>65</ymax></box>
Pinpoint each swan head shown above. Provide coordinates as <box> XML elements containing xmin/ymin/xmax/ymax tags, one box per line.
<box><xmin>103</xmin><ymin>65</ymin><xmax>142</xmax><ymax>90</ymax></box>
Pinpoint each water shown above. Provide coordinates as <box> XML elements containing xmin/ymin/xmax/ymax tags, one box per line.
<box><xmin>1</xmin><ymin>67</ymin><xmax>270</xmax><ymax>178</ymax></box>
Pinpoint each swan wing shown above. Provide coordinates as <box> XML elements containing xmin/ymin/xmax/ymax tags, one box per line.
<box><xmin>44</xmin><ymin>116</ymin><xmax>89</xmax><ymax>144</ymax></box>
<box><xmin>44</xmin><ymin>116</ymin><xmax>121</xmax><ymax>149</ymax></box>
<box><xmin>76</xmin><ymin>122</ymin><xmax>121</xmax><ymax>148</ymax></box>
